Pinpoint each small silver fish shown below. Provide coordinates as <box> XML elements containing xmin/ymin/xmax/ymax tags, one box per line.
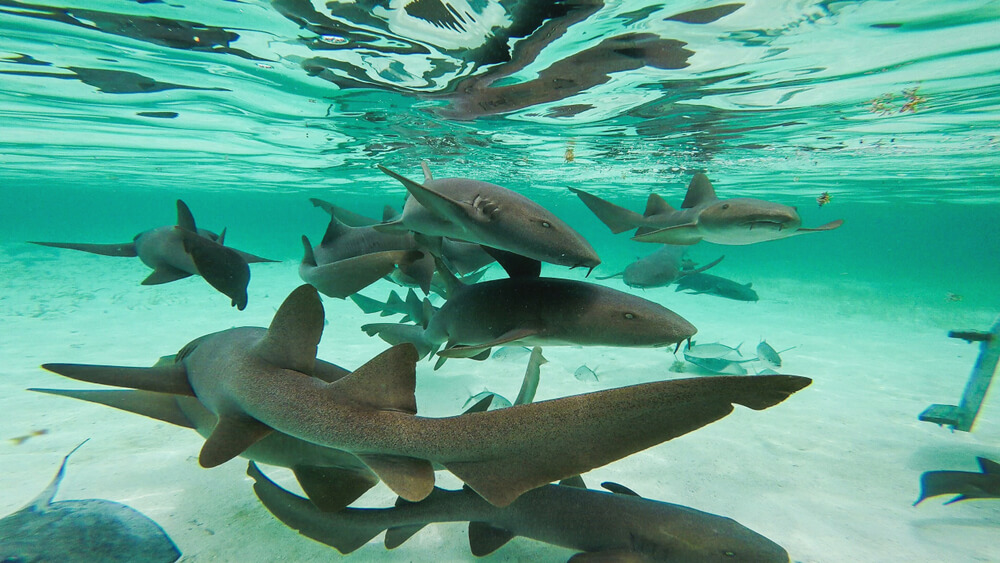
<box><xmin>685</xmin><ymin>356</ymin><xmax>748</xmax><ymax>375</ymax></box>
<box><xmin>574</xmin><ymin>365</ymin><xmax>599</xmax><ymax>382</ymax></box>
<box><xmin>491</xmin><ymin>346</ymin><xmax>533</xmax><ymax>362</ymax></box>
<box><xmin>682</xmin><ymin>341</ymin><xmax>743</xmax><ymax>361</ymax></box>
<box><xmin>756</xmin><ymin>340</ymin><xmax>782</xmax><ymax>368</ymax></box>
<box><xmin>463</xmin><ymin>391</ymin><xmax>512</xmax><ymax>411</ymax></box>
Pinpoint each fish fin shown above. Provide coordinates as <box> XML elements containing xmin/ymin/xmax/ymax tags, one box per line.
<box><xmin>351</xmin><ymin>292</ymin><xmax>386</xmax><ymax>315</ymax></box>
<box><xmin>335</xmin><ymin>343</ymin><xmax>419</xmax><ymax>414</ymax></box>
<box><xmin>305</xmin><ymin>250</ymin><xmax>425</xmax><ymax>299</ymax></box>
<box><xmin>385</xmin><ymin>523</ymin><xmax>427</xmax><ymax>549</ymax></box>
<box><xmin>431</xmin><ymin>256</ymin><xmax>463</xmax><ymax>298</ymax></box>
<box><xmin>631</xmin><ymin>223</ymin><xmax>703</xmax><ymax>245</ymax></box>
<box><xmin>594</xmin><ymin>272</ymin><xmax>624</xmax><ymax>280</ymax></box>
<box><xmin>292</xmin><ymin>465</ymin><xmax>378</xmax><ymax>512</ymax></box>
<box><xmin>254</xmin><ymin>284</ymin><xmax>323</xmax><ymax>375</ymax></box>
<box><xmin>41</xmin><ymin>362</ymin><xmax>195</xmax><ymax>396</ymax></box>
<box><xmin>569</xmin><ymin>549</ymin><xmax>648</xmax><ymax>562</ymax></box>
<box><xmin>179</xmin><ymin>229</ymin><xmax>250</xmax><ymax>310</ymax></box>
<box><xmin>248</xmin><ymin>462</ymin><xmax>383</xmax><ymax>554</ymax></box>
<box><xmin>468</xmin><ymin>522</ymin><xmax>515</xmax><ymax>556</ymax></box>
<box><xmin>438</xmin><ymin>328</ymin><xmax>540</xmax><ymax>359</ymax></box>
<box><xmin>233</xmin><ymin>248</ymin><xmax>278</xmax><ymax>264</ymax></box>
<box><xmin>199</xmin><ymin>414</ymin><xmax>273</xmax><ymax>467</ymax></box>
<box><xmin>796</xmin><ymin>219</ymin><xmax>844</xmax><ymax>233</ymax></box>
<box><xmin>216</xmin><ymin>227</ymin><xmax>227</xmax><ymax>245</ymax></box>
<box><xmin>141</xmin><ymin>264</ymin><xmax>193</xmax><ymax>285</ymax></box>
<box><xmin>371</xmin><ymin>218</ymin><xmax>409</xmax><ymax>233</ymax></box>
<box><xmin>321</xmin><ymin>216</ymin><xmax>351</xmax><ymax>246</ymax></box>
<box><xmin>361</xmin><ymin>323</ymin><xmax>433</xmax><ymax>359</ymax></box>
<box><xmin>310</xmin><ymin>197</ymin><xmax>379</xmax><ymax>226</ymax></box>
<box><xmin>29</xmin><ymin>388</ymin><xmax>195</xmax><ymax>429</ymax></box>
<box><xmin>421</xmin><ymin>160</ymin><xmax>434</xmax><ymax>181</ymax></box>
<box><xmin>445</xmin><ymin>375</ymin><xmax>810</xmax><ymax>507</ymax></box>
<box><xmin>568</xmin><ymin>187</ymin><xmax>645</xmax><ymax>234</ymax></box>
<box><xmin>397</xmin><ymin>252</ymin><xmax>435</xmax><ymax>296</ymax></box>
<box><xmin>357</xmin><ymin>453</ymin><xmax>435</xmax><ymax>502</ymax></box>
<box><xmin>978</xmin><ymin>457</ymin><xmax>1000</xmax><ymax>474</ymax></box>
<box><xmin>300</xmin><ymin>235</ymin><xmax>318</xmax><ymax>267</ymax></box>
<box><xmin>513</xmin><ymin>346</ymin><xmax>545</xmax><ymax>405</ymax></box>
<box><xmin>382</xmin><ymin>205</ymin><xmax>399</xmax><ymax>222</ymax></box>
<box><xmin>378</xmin><ymin>165</ymin><xmax>476</xmax><ymax>224</ymax></box>
<box><xmin>175</xmin><ymin>199</ymin><xmax>197</xmax><ymax>231</ymax></box>
<box><xmin>29</xmin><ymin>241</ymin><xmax>138</xmax><ymax>257</ymax></box>
<box><xmin>559</xmin><ymin>475</ymin><xmax>587</xmax><ymax>488</ymax></box>
<box><xmin>686</xmin><ymin>255</ymin><xmax>724</xmax><ymax>275</ymax></box>
<box><xmin>463</xmin><ymin>394</ymin><xmax>495</xmax><ymax>414</ymax></box>
<box><xmin>433</xmin><ymin>355</ymin><xmax>448</xmax><ymax>370</ymax></box>
<box><xmin>680</xmin><ymin>173</ymin><xmax>719</xmax><ymax>208</ymax></box>
<box><xmin>643</xmin><ymin>193</ymin><xmax>675</xmax><ymax>217</ymax></box>
<box><xmin>601</xmin><ymin>481</ymin><xmax>641</xmax><ymax>497</ymax></box>
<box><xmin>25</xmin><ymin>439</ymin><xmax>90</xmax><ymax>510</ymax></box>
<box><xmin>482</xmin><ymin>246</ymin><xmax>541</xmax><ymax>278</ymax></box>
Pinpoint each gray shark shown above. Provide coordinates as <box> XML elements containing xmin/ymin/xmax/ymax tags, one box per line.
<box><xmin>571</xmin><ymin>173</ymin><xmax>843</xmax><ymax>246</ymax></box>
<box><xmin>299</xmin><ymin>233</ymin><xmax>430</xmax><ymax>299</ymax></box>
<box><xmin>41</xmin><ymin>284</ymin><xmax>810</xmax><ymax>507</ymax></box>
<box><xmin>29</xmin><ymin>200</ymin><xmax>275</xmax><ymax>310</ymax></box>
<box><xmin>249</xmin><ymin>464</ymin><xmax>789</xmax><ymax>562</ymax></box>
<box><xmin>362</xmin><ymin>275</ymin><xmax>697</xmax><ymax>367</ymax></box>
<box><xmin>377</xmin><ymin>161</ymin><xmax>600</xmax><ymax>270</ymax></box>
<box><xmin>596</xmin><ymin>244</ymin><xmax>724</xmax><ymax>289</ymax></box>
<box><xmin>0</xmin><ymin>441</ymin><xmax>181</xmax><ymax>563</ymax></box>
<box><xmin>674</xmin><ymin>272</ymin><xmax>759</xmax><ymax>302</ymax></box>
<box><xmin>914</xmin><ymin>457</ymin><xmax>1000</xmax><ymax>505</ymax></box>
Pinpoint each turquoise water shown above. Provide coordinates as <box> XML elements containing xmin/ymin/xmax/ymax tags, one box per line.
<box><xmin>2</xmin><ymin>1</ymin><xmax>1000</xmax><ymax>561</ymax></box>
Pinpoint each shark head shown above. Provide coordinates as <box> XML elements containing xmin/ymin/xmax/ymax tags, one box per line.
<box><xmin>558</xmin><ymin>284</ymin><xmax>696</xmax><ymax>347</ymax></box>
<box><xmin>633</xmin><ymin>504</ymin><xmax>791</xmax><ymax>562</ymax></box>
<box><xmin>484</xmin><ymin>208</ymin><xmax>601</xmax><ymax>270</ymax></box>
<box><xmin>696</xmin><ymin>198</ymin><xmax>803</xmax><ymax>244</ymax></box>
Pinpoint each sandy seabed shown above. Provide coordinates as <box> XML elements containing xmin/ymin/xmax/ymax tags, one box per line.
<box><xmin>1</xmin><ymin>243</ymin><xmax>997</xmax><ymax>563</ymax></box>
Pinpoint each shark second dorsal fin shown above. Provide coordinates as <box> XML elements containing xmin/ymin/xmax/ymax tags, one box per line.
<box><xmin>292</xmin><ymin>465</ymin><xmax>378</xmax><ymax>512</ymax></box>
<box><xmin>199</xmin><ymin>414</ymin><xmax>273</xmax><ymax>468</ymax></box>
<box><xmin>321</xmin><ymin>215</ymin><xmax>350</xmax><ymax>246</ymax></box>
<box><xmin>335</xmin><ymin>344</ymin><xmax>419</xmax><ymax>414</ymax></box>
<box><xmin>978</xmin><ymin>457</ymin><xmax>1000</xmax><ymax>474</ymax></box>
<box><xmin>420</xmin><ymin>160</ymin><xmax>434</xmax><ymax>182</ymax></box>
<box><xmin>300</xmin><ymin>235</ymin><xmax>318</xmax><ymax>267</ymax></box>
<box><xmin>176</xmin><ymin>200</ymin><xmax>197</xmax><ymax>232</ymax></box>
<box><xmin>356</xmin><ymin>453</ymin><xmax>435</xmax><ymax>502</ymax></box>
<box><xmin>643</xmin><ymin>193</ymin><xmax>675</xmax><ymax>217</ymax></box>
<box><xmin>254</xmin><ymin>284</ymin><xmax>324</xmax><ymax>375</ymax></box>
<box><xmin>469</xmin><ymin>522</ymin><xmax>515</xmax><ymax>556</ymax></box>
<box><xmin>680</xmin><ymin>173</ymin><xmax>718</xmax><ymax>209</ymax></box>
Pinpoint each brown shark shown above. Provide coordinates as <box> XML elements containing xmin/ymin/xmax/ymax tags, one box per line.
<box><xmin>29</xmin><ymin>199</ymin><xmax>275</xmax><ymax>310</ymax></box>
<box><xmin>571</xmin><ymin>173</ymin><xmax>843</xmax><ymax>246</ymax></box>
<box><xmin>376</xmin><ymin>161</ymin><xmax>600</xmax><ymax>270</ymax></box>
<box><xmin>596</xmin><ymin>244</ymin><xmax>724</xmax><ymax>289</ymax></box>
<box><xmin>249</xmin><ymin>464</ymin><xmax>790</xmax><ymax>562</ymax></box>
<box><xmin>41</xmin><ymin>284</ymin><xmax>810</xmax><ymax>507</ymax></box>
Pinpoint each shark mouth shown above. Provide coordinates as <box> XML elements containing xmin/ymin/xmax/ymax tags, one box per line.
<box><xmin>745</xmin><ymin>221</ymin><xmax>789</xmax><ymax>231</ymax></box>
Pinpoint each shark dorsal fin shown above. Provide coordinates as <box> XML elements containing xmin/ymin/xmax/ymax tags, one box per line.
<box><xmin>321</xmin><ymin>216</ymin><xmax>350</xmax><ymax>246</ymax></box>
<box><xmin>979</xmin><ymin>457</ymin><xmax>1000</xmax><ymax>474</ymax></box>
<box><xmin>558</xmin><ymin>475</ymin><xmax>587</xmax><ymax>488</ymax></box>
<box><xmin>469</xmin><ymin>522</ymin><xmax>515</xmax><ymax>556</ymax></box>
<box><xmin>334</xmin><ymin>343</ymin><xmax>420</xmax><ymax>414</ymax></box>
<box><xmin>680</xmin><ymin>173</ymin><xmax>718</xmax><ymax>208</ymax></box>
<box><xmin>176</xmin><ymin>200</ymin><xmax>197</xmax><ymax>232</ymax></box>
<box><xmin>254</xmin><ymin>284</ymin><xmax>324</xmax><ymax>375</ymax></box>
<box><xmin>382</xmin><ymin>205</ymin><xmax>398</xmax><ymax>222</ymax></box>
<box><xmin>601</xmin><ymin>481</ymin><xmax>641</xmax><ymax>497</ymax></box>
<box><xmin>300</xmin><ymin>235</ymin><xmax>318</xmax><ymax>267</ymax></box>
<box><xmin>643</xmin><ymin>193</ymin><xmax>675</xmax><ymax>217</ymax></box>
<box><xmin>420</xmin><ymin>160</ymin><xmax>434</xmax><ymax>182</ymax></box>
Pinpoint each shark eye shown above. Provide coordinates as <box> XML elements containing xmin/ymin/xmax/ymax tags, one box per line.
<box><xmin>541</xmin><ymin>221</ymin><xmax>552</xmax><ymax>228</ymax></box>
<box><xmin>721</xmin><ymin>203</ymin><xmax>730</xmax><ymax>210</ymax></box>
<box><xmin>723</xmin><ymin>551</ymin><xmax>736</xmax><ymax>557</ymax></box>
<box><xmin>624</xmin><ymin>312</ymin><xmax>635</xmax><ymax>319</ymax></box>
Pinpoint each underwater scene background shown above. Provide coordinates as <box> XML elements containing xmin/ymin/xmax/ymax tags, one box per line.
<box><xmin>2</xmin><ymin>0</ymin><xmax>999</xmax><ymax>561</ymax></box>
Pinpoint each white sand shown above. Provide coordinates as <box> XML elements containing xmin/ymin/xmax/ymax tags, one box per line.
<box><xmin>1</xmin><ymin>243</ymin><xmax>997</xmax><ymax>562</ymax></box>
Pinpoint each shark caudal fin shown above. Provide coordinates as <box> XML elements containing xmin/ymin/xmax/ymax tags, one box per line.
<box><xmin>568</xmin><ymin>187</ymin><xmax>645</xmax><ymax>234</ymax></box>
<box><xmin>248</xmin><ymin>462</ymin><xmax>385</xmax><ymax>554</ymax></box>
<box><xmin>178</xmin><ymin>229</ymin><xmax>251</xmax><ymax>310</ymax></box>
<box><xmin>29</xmin><ymin>388</ymin><xmax>195</xmax><ymax>429</ymax></box>
<box><xmin>443</xmin><ymin>374</ymin><xmax>811</xmax><ymax>507</ymax></box>
<box><xmin>361</xmin><ymin>319</ymin><xmax>438</xmax><ymax>359</ymax></box>
<box><xmin>40</xmin><ymin>361</ymin><xmax>195</xmax><ymax>396</ymax></box>
<box><xmin>28</xmin><ymin>240</ymin><xmax>138</xmax><ymax>257</ymax></box>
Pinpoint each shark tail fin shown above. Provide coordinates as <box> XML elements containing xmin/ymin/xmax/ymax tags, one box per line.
<box><xmin>469</xmin><ymin>522</ymin><xmax>515</xmax><ymax>556</ymax></box>
<box><xmin>361</xmin><ymin>323</ymin><xmax>436</xmax><ymax>359</ymax></box>
<box><xmin>593</xmin><ymin>271</ymin><xmax>624</xmax><ymax>280</ymax></box>
<box><xmin>41</xmin><ymin>362</ymin><xmax>195</xmax><ymax>396</ymax></box>
<box><xmin>248</xmin><ymin>462</ymin><xmax>384</xmax><ymax>554</ymax></box>
<box><xmin>351</xmin><ymin>292</ymin><xmax>387</xmax><ymax>315</ymax></box>
<box><xmin>568</xmin><ymin>187</ymin><xmax>645</xmax><ymax>234</ymax></box>
<box><xmin>643</xmin><ymin>193</ymin><xmax>676</xmax><ymax>217</ymax></box>
<box><xmin>300</xmin><ymin>235</ymin><xmax>318</xmax><ymax>267</ymax></box>
<box><xmin>29</xmin><ymin>240</ymin><xmax>138</xmax><ymax>257</ymax></box>
<box><xmin>29</xmin><ymin>388</ymin><xmax>195</xmax><ymax>429</ymax></box>
<box><xmin>680</xmin><ymin>173</ymin><xmax>719</xmax><ymax>208</ymax></box>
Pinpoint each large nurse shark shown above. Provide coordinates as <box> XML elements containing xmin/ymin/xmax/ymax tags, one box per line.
<box><xmin>39</xmin><ymin>284</ymin><xmax>810</xmax><ymax>507</ymax></box>
<box><xmin>29</xmin><ymin>200</ymin><xmax>275</xmax><ymax>310</ymax></box>
<box><xmin>571</xmin><ymin>173</ymin><xmax>843</xmax><ymax>246</ymax></box>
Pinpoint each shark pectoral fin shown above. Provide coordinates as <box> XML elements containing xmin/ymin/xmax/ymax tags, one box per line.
<box><xmin>180</xmin><ymin>229</ymin><xmax>251</xmax><ymax>310</ymax></box>
<box><xmin>397</xmin><ymin>251</ymin><xmax>435</xmax><ymax>295</ymax></box>
<box><xmin>433</xmin><ymin>356</ymin><xmax>448</xmax><ymax>370</ymax></box>
<box><xmin>292</xmin><ymin>465</ymin><xmax>379</xmax><ymax>512</ymax></box>
<box><xmin>796</xmin><ymin>219</ymin><xmax>844</xmax><ymax>233</ymax></box>
<box><xmin>438</xmin><ymin>328</ymin><xmax>540</xmax><ymax>359</ymax></box>
<box><xmin>199</xmin><ymin>414</ymin><xmax>273</xmax><ymax>468</ymax></box>
<box><xmin>41</xmin><ymin>362</ymin><xmax>195</xmax><ymax>396</ymax></box>
<box><xmin>601</xmin><ymin>482</ymin><xmax>641</xmax><ymax>497</ymax></box>
<box><xmin>248</xmin><ymin>462</ymin><xmax>383</xmax><ymax>554</ymax></box>
<box><xmin>631</xmin><ymin>224</ymin><xmax>703</xmax><ymax>245</ymax></box>
<box><xmin>29</xmin><ymin>388</ymin><xmax>195</xmax><ymax>429</ymax></box>
<box><xmin>357</xmin><ymin>453</ymin><xmax>435</xmax><ymax>502</ymax></box>
<box><xmin>378</xmin><ymin>165</ymin><xmax>471</xmax><ymax>224</ymax></box>
<box><xmin>233</xmin><ymin>249</ymin><xmax>279</xmax><ymax>264</ymax></box>
<box><xmin>568</xmin><ymin>187</ymin><xmax>645</xmax><ymax>234</ymax></box>
<box><xmin>978</xmin><ymin>457</ymin><xmax>1000</xmax><ymax>474</ymax></box>
<box><xmin>468</xmin><ymin>522</ymin><xmax>515</xmax><ymax>556</ymax></box>
<box><xmin>463</xmin><ymin>395</ymin><xmax>495</xmax><ymax>414</ymax></box>
<box><xmin>307</xmin><ymin>251</ymin><xmax>424</xmax><ymax>299</ymax></box>
<box><xmin>175</xmin><ymin>200</ymin><xmax>197</xmax><ymax>232</ymax></box>
<box><xmin>481</xmin><ymin>246</ymin><xmax>541</xmax><ymax>279</ymax></box>
<box><xmin>255</xmin><ymin>284</ymin><xmax>324</xmax><ymax>375</ymax></box>
<box><xmin>569</xmin><ymin>549</ymin><xmax>648</xmax><ymax>562</ymax></box>
<box><xmin>142</xmin><ymin>265</ymin><xmax>192</xmax><ymax>285</ymax></box>
<box><xmin>29</xmin><ymin>241</ymin><xmax>138</xmax><ymax>257</ymax></box>
<box><xmin>384</xmin><ymin>523</ymin><xmax>427</xmax><ymax>549</ymax></box>
<box><xmin>470</xmin><ymin>349</ymin><xmax>492</xmax><ymax>361</ymax></box>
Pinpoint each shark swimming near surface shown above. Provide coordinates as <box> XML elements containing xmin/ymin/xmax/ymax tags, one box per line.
<box><xmin>248</xmin><ymin>463</ymin><xmax>790</xmax><ymax>562</ymax></box>
<box><xmin>570</xmin><ymin>173</ymin><xmax>843</xmax><ymax>246</ymax></box>
<box><xmin>29</xmin><ymin>199</ymin><xmax>275</xmax><ymax>310</ymax></box>
<box><xmin>0</xmin><ymin>440</ymin><xmax>181</xmax><ymax>563</ymax></box>
<box><xmin>376</xmin><ymin>161</ymin><xmax>600</xmax><ymax>271</ymax></box>
<box><xmin>39</xmin><ymin>284</ymin><xmax>810</xmax><ymax>508</ymax></box>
